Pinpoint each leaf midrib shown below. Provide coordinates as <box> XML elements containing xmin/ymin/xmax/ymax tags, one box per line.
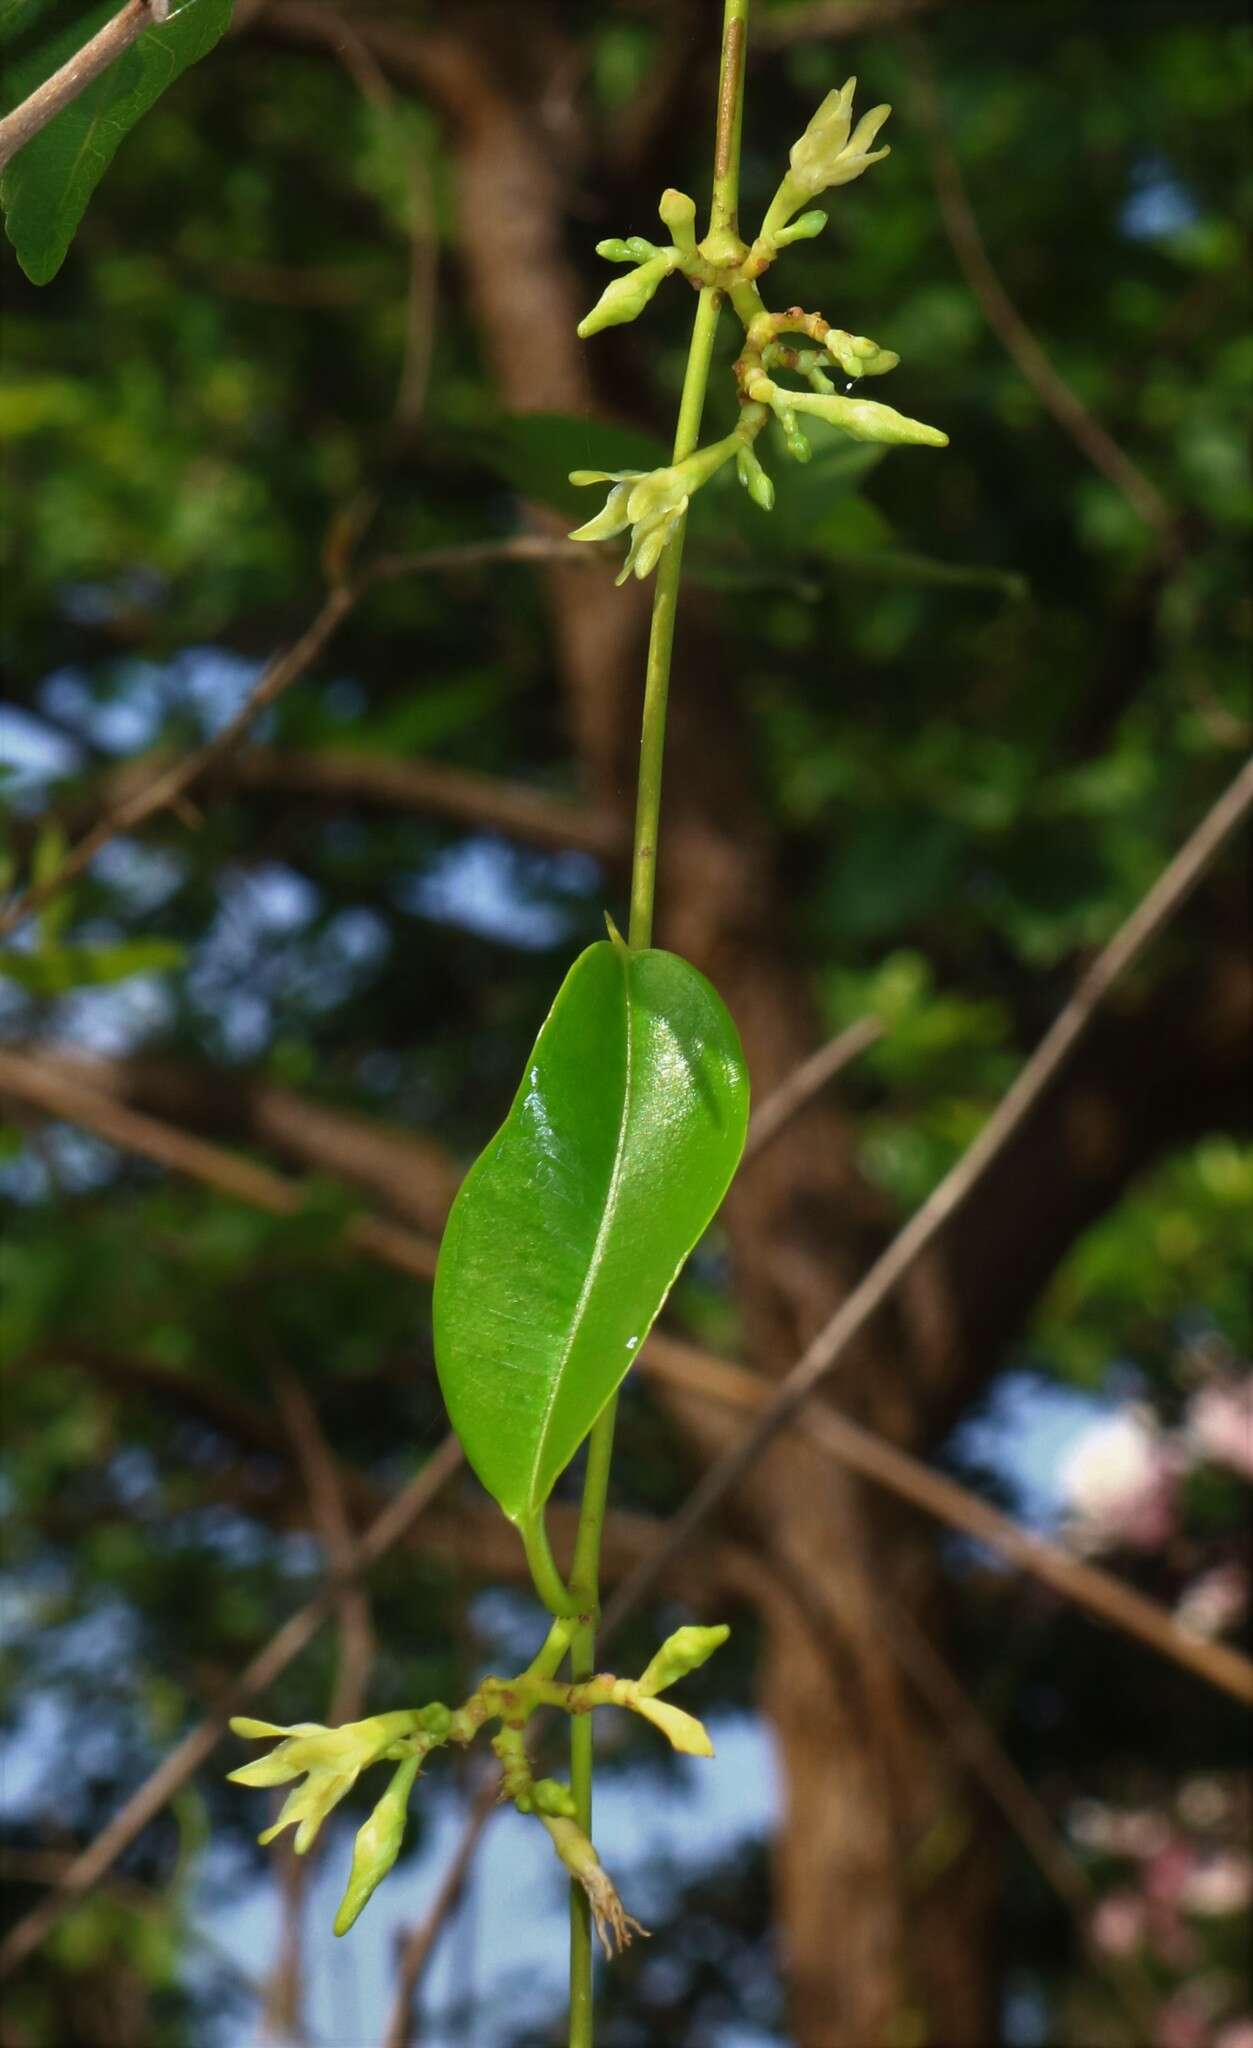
<box><xmin>524</xmin><ymin>944</ymin><xmax>635</xmax><ymax>1516</ymax></box>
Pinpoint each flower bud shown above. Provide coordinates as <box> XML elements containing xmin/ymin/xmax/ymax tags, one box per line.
<box><xmin>333</xmin><ymin>1754</ymin><xmax>419</xmax><ymax>1936</ymax></box>
<box><xmin>658</xmin><ymin>187</ymin><xmax>698</xmax><ymax>257</ymax></box>
<box><xmin>532</xmin><ymin>1777</ymin><xmax>578</xmax><ymax>1819</ymax></box>
<box><xmin>772</xmin><ymin>208</ymin><xmax>828</xmax><ymax>248</ymax></box>
<box><xmin>637</xmin><ymin>1623</ymin><xmax>731</xmax><ymax>1697</ymax></box>
<box><xmin>577</xmin><ymin>251</ymin><xmax>679</xmax><ymax>338</ymax></box>
<box><xmin>788</xmin><ymin>388</ymin><xmax>948</xmax><ymax>448</ymax></box>
<box><xmin>736</xmin><ymin>445</ymin><xmax>775</xmax><ymax>512</ymax></box>
<box><xmin>826</xmin><ymin>329</ymin><xmax>899</xmax><ymax>379</ymax></box>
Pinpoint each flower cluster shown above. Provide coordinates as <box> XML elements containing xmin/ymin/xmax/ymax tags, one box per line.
<box><xmin>568</xmin><ymin>76</ymin><xmax>948</xmax><ymax>583</ymax></box>
<box><xmin>229</xmin><ymin>1623</ymin><xmax>729</xmax><ymax>1948</ymax></box>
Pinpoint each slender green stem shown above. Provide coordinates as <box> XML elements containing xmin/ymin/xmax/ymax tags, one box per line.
<box><xmin>564</xmin><ymin>10</ymin><xmax>749</xmax><ymax>2044</ymax></box>
<box><xmin>522</xmin><ymin>1510</ymin><xmax>584</xmax><ymax>1620</ymax></box>
<box><xmin>709</xmin><ymin>0</ymin><xmax>749</xmax><ymax>246</ymax></box>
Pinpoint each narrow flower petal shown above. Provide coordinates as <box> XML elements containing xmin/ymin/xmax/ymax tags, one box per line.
<box><xmin>228</xmin><ymin>1751</ymin><xmax>303</xmax><ymax>1789</ymax></box>
<box><xmin>569</xmin><ymin>468</ymin><xmax>644</xmax><ymax>487</ymax></box>
<box><xmin>631</xmin><ymin>1696</ymin><xmax>716</xmax><ymax>1757</ymax></box>
<box><xmin>568</xmin><ymin>483</ymin><xmax>631</xmax><ymax>543</ymax></box>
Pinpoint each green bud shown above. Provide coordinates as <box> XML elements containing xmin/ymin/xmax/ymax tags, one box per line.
<box><xmin>532</xmin><ymin>1777</ymin><xmax>578</xmax><ymax>1819</ymax></box>
<box><xmin>624</xmin><ymin>235</ymin><xmax>662</xmax><ymax>261</ymax></box>
<box><xmin>658</xmin><ymin>188</ymin><xmax>698</xmax><ymax>257</ymax></box>
<box><xmin>577</xmin><ymin>250</ymin><xmax>679</xmax><ymax>338</ymax></box>
<box><xmin>333</xmin><ymin>1754</ymin><xmax>419</xmax><ymax>1936</ymax></box>
<box><xmin>825</xmin><ymin>329</ymin><xmax>900</xmax><ymax>379</ymax></box>
<box><xmin>594</xmin><ymin>238</ymin><xmax>637</xmax><ymax>263</ymax></box>
<box><xmin>788</xmin><ymin>388</ymin><xmax>948</xmax><ymax>448</ymax></box>
<box><xmin>417</xmin><ymin>1702</ymin><xmax>452</xmax><ymax>1737</ymax></box>
<box><xmin>772</xmin><ymin>208</ymin><xmax>828</xmax><ymax>248</ymax></box>
<box><xmin>735</xmin><ymin>447</ymin><xmax>775</xmax><ymax>513</ymax></box>
<box><xmin>637</xmin><ymin>1623</ymin><xmax>731</xmax><ymax>1697</ymax></box>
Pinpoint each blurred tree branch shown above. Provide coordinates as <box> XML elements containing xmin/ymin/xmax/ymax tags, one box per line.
<box><xmin>903</xmin><ymin>31</ymin><xmax>1177</xmax><ymax>545</ymax></box>
<box><xmin>0</xmin><ymin>537</ymin><xmax>603</xmax><ymax>943</ymax></box>
<box><xmin>0</xmin><ymin>0</ymin><xmax>157</xmax><ymax>174</ymax></box>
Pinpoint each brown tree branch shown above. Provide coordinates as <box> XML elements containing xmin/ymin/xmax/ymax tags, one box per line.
<box><xmin>903</xmin><ymin>34</ymin><xmax>1176</xmax><ymax>543</ymax></box>
<box><xmin>11</xmin><ymin>1048</ymin><xmax>459</xmax><ymax>1236</ymax></box>
<box><xmin>274</xmin><ymin>1369</ymin><xmax>375</xmax><ymax>1725</ymax></box>
<box><xmin>601</xmin><ymin>754</ymin><xmax>1253</xmax><ymax>1653</ymax></box>
<box><xmin>0</xmin><ymin>0</ymin><xmax>158</xmax><ymax>174</ymax></box>
<box><xmin>217</xmin><ymin>747</ymin><xmax>623</xmax><ymax>859</ymax></box>
<box><xmin>0</xmin><ymin>1047</ymin><xmax>440</xmax><ymax>1284</ymax></box>
<box><xmin>0</xmin><ymin>1435</ymin><xmax>465</xmax><ymax>1981</ymax></box>
<box><xmin>742</xmin><ymin>1017</ymin><xmax>883</xmax><ymax>1165</ymax></box>
<box><xmin>0</xmin><ymin>537</ymin><xmax>600</xmax><ymax>943</ymax></box>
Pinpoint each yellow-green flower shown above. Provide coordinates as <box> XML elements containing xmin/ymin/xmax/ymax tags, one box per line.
<box><xmin>761</xmin><ymin>78</ymin><xmax>891</xmax><ymax>244</ymax></box>
<box><xmin>228</xmin><ymin>1712</ymin><xmax>419</xmax><ymax>1855</ymax></box>
<box><xmin>569</xmin><ymin>436</ymin><xmax>741</xmax><ymax>583</ymax></box>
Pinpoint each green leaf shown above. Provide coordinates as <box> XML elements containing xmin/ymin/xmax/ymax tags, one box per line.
<box><xmin>432</xmin><ymin>938</ymin><xmax>749</xmax><ymax>1527</ymax></box>
<box><xmin>0</xmin><ymin>936</ymin><xmax>183</xmax><ymax>993</ymax></box>
<box><xmin>1</xmin><ymin>0</ymin><xmax>234</xmax><ymax>285</ymax></box>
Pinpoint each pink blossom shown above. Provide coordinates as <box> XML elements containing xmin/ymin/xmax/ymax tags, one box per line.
<box><xmin>1144</xmin><ymin>1841</ymin><xmax>1198</xmax><ymax>1907</ymax></box>
<box><xmin>1061</xmin><ymin>1409</ymin><xmax>1179</xmax><ymax>1551</ymax></box>
<box><xmin>1180</xmin><ymin>1851</ymin><xmax>1253</xmax><ymax>1917</ymax></box>
<box><xmin>1090</xmin><ymin>1890</ymin><xmax>1145</xmax><ymax>1956</ymax></box>
<box><xmin>1156</xmin><ymin>1992</ymin><xmax>1218</xmax><ymax>2048</ymax></box>
<box><xmin>1215</xmin><ymin>2023</ymin><xmax>1253</xmax><ymax>2048</ymax></box>
<box><xmin>1186</xmin><ymin>1375</ymin><xmax>1253</xmax><ymax>1480</ymax></box>
<box><xmin>1176</xmin><ymin>1562</ymin><xmax>1249</xmax><ymax>1640</ymax></box>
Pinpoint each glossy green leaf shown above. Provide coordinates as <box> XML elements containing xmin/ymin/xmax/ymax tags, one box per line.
<box><xmin>433</xmin><ymin>938</ymin><xmax>749</xmax><ymax>1528</ymax></box>
<box><xmin>1</xmin><ymin>0</ymin><xmax>234</xmax><ymax>285</ymax></box>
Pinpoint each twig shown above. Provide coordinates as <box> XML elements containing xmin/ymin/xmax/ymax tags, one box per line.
<box><xmin>274</xmin><ymin>1368</ymin><xmax>375</xmax><ymax>1725</ymax></box>
<box><xmin>904</xmin><ymin>35</ymin><xmax>1175</xmax><ymax>542</ymax></box>
<box><xmin>0</xmin><ymin>0</ymin><xmax>155</xmax><ymax>174</ymax></box>
<box><xmin>0</xmin><ymin>536</ymin><xmax>598</xmax><ymax>942</ymax></box>
<box><xmin>219</xmin><ymin>747</ymin><xmax>623</xmax><ymax>859</ymax></box>
<box><xmin>0</xmin><ymin>1047</ymin><xmax>440</xmax><ymax>1283</ymax></box>
<box><xmin>0</xmin><ymin>1435</ymin><xmax>464</xmax><ymax>1981</ymax></box>
<box><xmin>601</xmin><ymin>754</ymin><xmax>1253</xmax><ymax>1658</ymax></box>
<box><xmin>381</xmin><ymin>1780</ymin><xmax>497</xmax><ymax>2048</ymax></box>
<box><xmin>742</xmin><ymin>1016</ymin><xmax>883</xmax><ymax>1164</ymax></box>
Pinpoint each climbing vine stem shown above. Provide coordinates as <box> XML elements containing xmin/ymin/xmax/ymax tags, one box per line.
<box><xmin>565</xmin><ymin>7</ymin><xmax>748</xmax><ymax>2040</ymax></box>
